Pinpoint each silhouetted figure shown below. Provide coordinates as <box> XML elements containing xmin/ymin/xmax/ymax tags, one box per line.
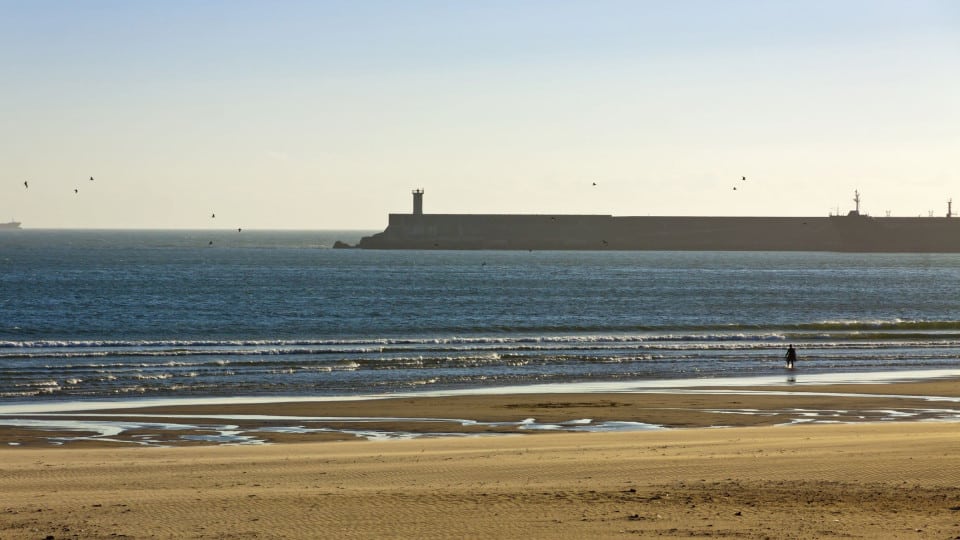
<box><xmin>238</xmin><ymin>227</ymin><xmax>242</xmax><ymax>232</ymax></box>
<box><xmin>211</xmin><ymin>213</ymin><xmax>216</xmax><ymax>218</ymax></box>
<box><xmin>89</xmin><ymin>176</ymin><xmax>94</xmax><ymax>181</ymax></box>
<box><xmin>742</xmin><ymin>176</ymin><xmax>746</xmax><ymax>181</ymax></box>
<box><xmin>785</xmin><ymin>344</ymin><xmax>797</xmax><ymax>369</ymax></box>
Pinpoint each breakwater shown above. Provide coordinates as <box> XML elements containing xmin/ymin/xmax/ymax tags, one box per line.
<box><xmin>355</xmin><ymin>213</ymin><xmax>960</xmax><ymax>252</ymax></box>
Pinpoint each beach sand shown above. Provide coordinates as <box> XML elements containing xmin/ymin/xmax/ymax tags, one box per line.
<box><xmin>3</xmin><ymin>380</ymin><xmax>960</xmax><ymax>538</ymax></box>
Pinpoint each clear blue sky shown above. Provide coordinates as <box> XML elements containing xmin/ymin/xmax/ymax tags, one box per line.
<box><xmin>2</xmin><ymin>0</ymin><xmax>957</xmax><ymax>228</ymax></box>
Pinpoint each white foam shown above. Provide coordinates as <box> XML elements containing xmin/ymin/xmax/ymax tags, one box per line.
<box><xmin>1</xmin><ymin>368</ymin><xmax>958</xmax><ymax>416</ymax></box>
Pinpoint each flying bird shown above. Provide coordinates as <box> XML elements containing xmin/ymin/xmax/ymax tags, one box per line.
<box><xmin>742</xmin><ymin>176</ymin><xmax>746</xmax><ymax>181</ymax></box>
<box><xmin>211</xmin><ymin>213</ymin><xmax>216</xmax><ymax>218</ymax></box>
<box><xmin>23</xmin><ymin>181</ymin><xmax>28</xmax><ymax>189</ymax></box>
<box><xmin>74</xmin><ymin>188</ymin><xmax>79</xmax><ymax>194</ymax></box>
<box><xmin>89</xmin><ymin>176</ymin><xmax>94</xmax><ymax>181</ymax></box>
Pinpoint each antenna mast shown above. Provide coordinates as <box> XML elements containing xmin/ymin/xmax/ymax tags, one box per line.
<box><xmin>949</xmin><ymin>199</ymin><xmax>954</xmax><ymax>218</ymax></box>
<box><xmin>853</xmin><ymin>190</ymin><xmax>861</xmax><ymax>215</ymax></box>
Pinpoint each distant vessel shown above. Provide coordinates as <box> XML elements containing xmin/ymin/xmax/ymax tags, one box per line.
<box><xmin>0</xmin><ymin>220</ymin><xmax>21</xmax><ymax>230</ymax></box>
<box><xmin>344</xmin><ymin>190</ymin><xmax>960</xmax><ymax>253</ymax></box>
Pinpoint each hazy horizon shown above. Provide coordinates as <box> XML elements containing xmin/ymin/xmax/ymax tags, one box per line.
<box><xmin>2</xmin><ymin>1</ymin><xmax>957</xmax><ymax>229</ymax></box>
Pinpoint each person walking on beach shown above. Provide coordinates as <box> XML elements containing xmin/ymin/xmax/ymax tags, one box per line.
<box><xmin>785</xmin><ymin>344</ymin><xmax>797</xmax><ymax>369</ymax></box>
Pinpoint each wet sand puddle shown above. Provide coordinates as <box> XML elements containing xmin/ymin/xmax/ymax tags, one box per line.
<box><xmin>4</xmin><ymin>393</ymin><xmax>960</xmax><ymax>447</ymax></box>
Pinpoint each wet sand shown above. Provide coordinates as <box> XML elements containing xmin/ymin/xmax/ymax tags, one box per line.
<box><xmin>3</xmin><ymin>379</ymin><xmax>960</xmax><ymax>538</ymax></box>
<box><xmin>4</xmin><ymin>379</ymin><xmax>960</xmax><ymax>447</ymax></box>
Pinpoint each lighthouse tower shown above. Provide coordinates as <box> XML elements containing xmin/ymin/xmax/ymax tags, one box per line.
<box><xmin>412</xmin><ymin>189</ymin><xmax>424</xmax><ymax>215</ymax></box>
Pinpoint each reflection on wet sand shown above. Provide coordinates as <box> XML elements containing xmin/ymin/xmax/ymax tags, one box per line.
<box><xmin>4</xmin><ymin>370</ymin><xmax>960</xmax><ymax>447</ymax></box>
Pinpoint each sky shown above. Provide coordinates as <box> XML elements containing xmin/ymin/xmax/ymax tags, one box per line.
<box><xmin>1</xmin><ymin>0</ymin><xmax>957</xmax><ymax>229</ymax></box>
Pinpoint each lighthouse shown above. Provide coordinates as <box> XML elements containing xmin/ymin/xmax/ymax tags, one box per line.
<box><xmin>412</xmin><ymin>189</ymin><xmax>424</xmax><ymax>215</ymax></box>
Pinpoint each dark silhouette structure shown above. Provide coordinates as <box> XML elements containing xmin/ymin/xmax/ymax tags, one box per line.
<box><xmin>350</xmin><ymin>190</ymin><xmax>960</xmax><ymax>252</ymax></box>
<box><xmin>412</xmin><ymin>189</ymin><xmax>424</xmax><ymax>215</ymax></box>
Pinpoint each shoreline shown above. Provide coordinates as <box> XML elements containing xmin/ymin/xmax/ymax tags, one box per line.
<box><xmin>5</xmin><ymin>367</ymin><xmax>959</xmax><ymax>413</ymax></box>
<box><xmin>3</xmin><ymin>372</ymin><xmax>960</xmax><ymax>448</ymax></box>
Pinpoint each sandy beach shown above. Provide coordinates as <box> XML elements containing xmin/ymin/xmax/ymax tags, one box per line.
<box><xmin>3</xmin><ymin>379</ymin><xmax>960</xmax><ymax>538</ymax></box>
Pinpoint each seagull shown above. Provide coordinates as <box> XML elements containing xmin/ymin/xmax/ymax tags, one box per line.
<box><xmin>89</xmin><ymin>176</ymin><xmax>94</xmax><ymax>181</ymax></box>
<box><xmin>592</xmin><ymin>182</ymin><xmax>597</xmax><ymax>186</ymax></box>
<box><xmin>211</xmin><ymin>213</ymin><xmax>216</xmax><ymax>218</ymax></box>
<box><xmin>742</xmin><ymin>176</ymin><xmax>746</xmax><ymax>181</ymax></box>
<box><xmin>733</xmin><ymin>186</ymin><xmax>737</xmax><ymax>191</ymax></box>
<box><xmin>23</xmin><ymin>181</ymin><xmax>28</xmax><ymax>189</ymax></box>
<box><xmin>74</xmin><ymin>188</ymin><xmax>79</xmax><ymax>194</ymax></box>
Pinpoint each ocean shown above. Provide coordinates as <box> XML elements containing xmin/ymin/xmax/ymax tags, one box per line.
<box><xmin>2</xmin><ymin>229</ymin><xmax>960</xmax><ymax>404</ymax></box>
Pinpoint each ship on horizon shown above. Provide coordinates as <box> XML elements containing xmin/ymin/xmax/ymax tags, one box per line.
<box><xmin>342</xmin><ymin>190</ymin><xmax>960</xmax><ymax>253</ymax></box>
<box><xmin>0</xmin><ymin>220</ymin><xmax>22</xmax><ymax>230</ymax></box>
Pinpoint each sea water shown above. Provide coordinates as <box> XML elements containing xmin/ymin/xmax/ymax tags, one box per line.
<box><xmin>2</xmin><ymin>229</ymin><xmax>960</xmax><ymax>403</ymax></box>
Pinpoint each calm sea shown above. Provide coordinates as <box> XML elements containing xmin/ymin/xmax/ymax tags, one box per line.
<box><xmin>2</xmin><ymin>230</ymin><xmax>959</xmax><ymax>403</ymax></box>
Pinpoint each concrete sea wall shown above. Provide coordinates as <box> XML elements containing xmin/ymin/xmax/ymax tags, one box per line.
<box><xmin>355</xmin><ymin>214</ymin><xmax>960</xmax><ymax>252</ymax></box>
